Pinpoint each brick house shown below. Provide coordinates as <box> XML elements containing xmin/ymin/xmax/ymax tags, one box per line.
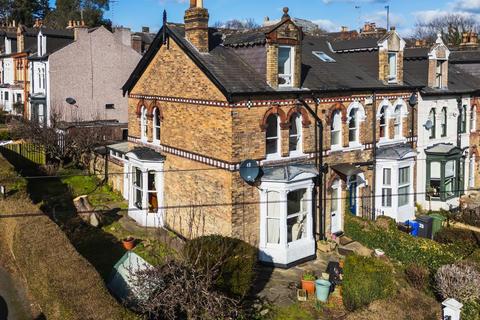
<box><xmin>115</xmin><ymin>1</ymin><xmax>419</xmax><ymax>267</ymax></box>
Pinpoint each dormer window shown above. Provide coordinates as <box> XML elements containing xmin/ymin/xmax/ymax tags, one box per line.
<box><xmin>278</xmin><ymin>46</ymin><xmax>293</xmax><ymax>87</ymax></box>
<box><xmin>388</xmin><ymin>52</ymin><xmax>397</xmax><ymax>82</ymax></box>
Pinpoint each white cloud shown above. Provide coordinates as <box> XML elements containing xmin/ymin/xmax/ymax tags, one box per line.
<box><xmin>413</xmin><ymin>9</ymin><xmax>480</xmax><ymax>22</ymax></box>
<box><xmin>312</xmin><ymin>19</ymin><xmax>339</xmax><ymax>32</ymax></box>
<box><xmin>322</xmin><ymin>0</ymin><xmax>388</xmax><ymax>3</ymax></box>
<box><xmin>451</xmin><ymin>0</ymin><xmax>480</xmax><ymax>12</ymax></box>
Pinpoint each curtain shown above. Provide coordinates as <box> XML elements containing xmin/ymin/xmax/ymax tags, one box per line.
<box><xmin>266</xmin><ymin>191</ymin><xmax>280</xmax><ymax>244</ymax></box>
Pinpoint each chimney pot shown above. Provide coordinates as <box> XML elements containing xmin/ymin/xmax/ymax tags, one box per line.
<box><xmin>390</xmin><ymin>26</ymin><xmax>395</xmax><ymax>31</ymax></box>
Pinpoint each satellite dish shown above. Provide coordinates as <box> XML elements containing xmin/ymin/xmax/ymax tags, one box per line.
<box><xmin>66</xmin><ymin>97</ymin><xmax>77</xmax><ymax>106</ymax></box>
<box><xmin>424</xmin><ymin>119</ymin><xmax>433</xmax><ymax>130</ymax></box>
<box><xmin>240</xmin><ymin>160</ymin><xmax>260</xmax><ymax>184</ymax></box>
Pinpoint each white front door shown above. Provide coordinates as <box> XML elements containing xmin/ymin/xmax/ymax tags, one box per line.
<box><xmin>331</xmin><ymin>179</ymin><xmax>342</xmax><ymax>234</ymax></box>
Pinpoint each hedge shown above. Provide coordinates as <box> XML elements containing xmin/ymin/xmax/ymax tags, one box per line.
<box><xmin>0</xmin><ymin>153</ymin><xmax>136</xmax><ymax>320</ymax></box>
<box><xmin>342</xmin><ymin>255</ymin><xmax>396</xmax><ymax>311</ymax></box>
<box><xmin>345</xmin><ymin>215</ymin><xmax>470</xmax><ymax>271</ymax></box>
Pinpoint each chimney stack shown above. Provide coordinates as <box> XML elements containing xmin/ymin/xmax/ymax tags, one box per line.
<box><xmin>16</xmin><ymin>24</ymin><xmax>26</xmax><ymax>53</ymax></box>
<box><xmin>184</xmin><ymin>0</ymin><xmax>209</xmax><ymax>52</ymax></box>
<box><xmin>460</xmin><ymin>31</ymin><xmax>479</xmax><ymax>50</ymax></box>
<box><xmin>341</xmin><ymin>26</ymin><xmax>348</xmax><ymax>32</ymax></box>
<box><xmin>67</xmin><ymin>20</ymin><xmax>88</xmax><ymax>41</ymax></box>
<box><xmin>142</xmin><ymin>26</ymin><xmax>150</xmax><ymax>33</ymax></box>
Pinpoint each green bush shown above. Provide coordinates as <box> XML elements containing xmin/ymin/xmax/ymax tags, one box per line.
<box><xmin>463</xmin><ymin>301</ymin><xmax>480</xmax><ymax>320</ymax></box>
<box><xmin>0</xmin><ymin>129</ymin><xmax>10</xmax><ymax>141</ymax></box>
<box><xmin>345</xmin><ymin>215</ymin><xmax>466</xmax><ymax>271</ymax></box>
<box><xmin>342</xmin><ymin>255</ymin><xmax>396</xmax><ymax>311</ymax></box>
<box><xmin>183</xmin><ymin>235</ymin><xmax>257</xmax><ymax>298</ymax></box>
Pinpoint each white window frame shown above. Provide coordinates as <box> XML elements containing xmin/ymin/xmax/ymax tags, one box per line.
<box><xmin>140</xmin><ymin>106</ymin><xmax>147</xmax><ymax>141</ymax></box>
<box><xmin>394</xmin><ymin>105</ymin><xmax>403</xmax><ymax>139</ymax></box>
<box><xmin>441</xmin><ymin>107</ymin><xmax>448</xmax><ymax>137</ymax></box>
<box><xmin>288</xmin><ymin>112</ymin><xmax>303</xmax><ymax>157</ymax></box>
<box><xmin>382</xmin><ymin>168</ymin><xmax>392</xmax><ymax>207</ymax></box>
<box><xmin>330</xmin><ymin>110</ymin><xmax>342</xmax><ymax>151</ymax></box>
<box><xmin>470</xmin><ymin>105</ymin><xmax>476</xmax><ymax>132</ymax></box>
<box><xmin>429</xmin><ymin>108</ymin><xmax>436</xmax><ymax>140</ymax></box>
<box><xmin>286</xmin><ymin>189</ymin><xmax>308</xmax><ymax>243</ymax></box>
<box><xmin>469</xmin><ymin>154</ymin><xmax>476</xmax><ymax>189</ymax></box>
<box><xmin>278</xmin><ymin>46</ymin><xmax>294</xmax><ymax>87</ymax></box>
<box><xmin>348</xmin><ymin>108</ymin><xmax>359</xmax><ymax>144</ymax></box>
<box><xmin>331</xmin><ymin>179</ymin><xmax>342</xmax><ymax>233</ymax></box>
<box><xmin>266</xmin><ymin>114</ymin><xmax>281</xmax><ymax>160</ymax></box>
<box><xmin>153</xmin><ymin>107</ymin><xmax>161</xmax><ymax>143</ymax></box>
<box><xmin>379</xmin><ymin>105</ymin><xmax>389</xmax><ymax>141</ymax></box>
<box><xmin>398</xmin><ymin>166</ymin><xmax>410</xmax><ymax>207</ymax></box>
<box><xmin>259</xmin><ymin>177</ymin><xmax>315</xmax><ymax>266</ymax></box>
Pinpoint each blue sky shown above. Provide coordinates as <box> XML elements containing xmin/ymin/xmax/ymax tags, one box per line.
<box><xmin>96</xmin><ymin>0</ymin><xmax>480</xmax><ymax>36</ymax></box>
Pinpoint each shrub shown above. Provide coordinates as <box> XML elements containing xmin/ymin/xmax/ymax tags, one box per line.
<box><xmin>463</xmin><ymin>301</ymin><xmax>480</xmax><ymax>320</ymax></box>
<box><xmin>435</xmin><ymin>262</ymin><xmax>480</xmax><ymax>303</ymax></box>
<box><xmin>457</xmin><ymin>209</ymin><xmax>480</xmax><ymax>228</ymax></box>
<box><xmin>435</xmin><ymin>227</ymin><xmax>480</xmax><ymax>247</ymax></box>
<box><xmin>467</xmin><ymin>249</ymin><xmax>480</xmax><ymax>271</ymax></box>
<box><xmin>0</xmin><ymin>129</ymin><xmax>10</xmax><ymax>141</ymax></box>
<box><xmin>345</xmin><ymin>215</ymin><xmax>464</xmax><ymax>271</ymax></box>
<box><xmin>404</xmin><ymin>263</ymin><xmax>430</xmax><ymax>291</ymax></box>
<box><xmin>342</xmin><ymin>255</ymin><xmax>396</xmax><ymax>311</ymax></box>
<box><xmin>183</xmin><ymin>235</ymin><xmax>257</xmax><ymax>298</ymax></box>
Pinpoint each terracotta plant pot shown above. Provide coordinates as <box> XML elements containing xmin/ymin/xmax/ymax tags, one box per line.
<box><xmin>122</xmin><ymin>237</ymin><xmax>136</xmax><ymax>250</ymax></box>
<box><xmin>301</xmin><ymin>279</ymin><xmax>315</xmax><ymax>295</ymax></box>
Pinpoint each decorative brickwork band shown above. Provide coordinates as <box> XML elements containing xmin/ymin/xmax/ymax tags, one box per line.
<box><xmin>135</xmin><ymin>99</ymin><xmax>145</xmax><ymax>116</ymax></box>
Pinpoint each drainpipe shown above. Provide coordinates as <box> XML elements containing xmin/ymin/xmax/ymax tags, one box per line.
<box><xmin>298</xmin><ymin>97</ymin><xmax>326</xmax><ymax>240</ymax></box>
<box><xmin>372</xmin><ymin>92</ymin><xmax>377</xmax><ymax>220</ymax></box>
<box><xmin>408</xmin><ymin>92</ymin><xmax>418</xmax><ymax>204</ymax></box>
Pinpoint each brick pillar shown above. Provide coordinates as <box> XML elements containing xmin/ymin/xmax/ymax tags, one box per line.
<box><xmin>266</xmin><ymin>43</ymin><xmax>279</xmax><ymax>88</ymax></box>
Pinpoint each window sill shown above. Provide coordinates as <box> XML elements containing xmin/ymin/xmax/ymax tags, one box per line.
<box><xmin>343</xmin><ymin>143</ymin><xmax>364</xmax><ymax>152</ymax></box>
<box><xmin>330</xmin><ymin>145</ymin><xmax>343</xmax><ymax>153</ymax></box>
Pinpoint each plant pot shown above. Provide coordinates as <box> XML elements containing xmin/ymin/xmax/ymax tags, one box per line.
<box><xmin>301</xmin><ymin>279</ymin><xmax>315</xmax><ymax>295</ymax></box>
<box><xmin>122</xmin><ymin>237</ymin><xmax>136</xmax><ymax>250</ymax></box>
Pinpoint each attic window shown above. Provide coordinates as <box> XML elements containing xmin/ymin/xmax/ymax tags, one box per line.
<box><xmin>106</xmin><ymin>103</ymin><xmax>115</xmax><ymax>109</ymax></box>
<box><xmin>312</xmin><ymin>51</ymin><xmax>336</xmax><ymax>63</ymax></box>
<box><xmin>435</xmin><ymin>61</ymin><xmax>443</xmax><ymax>88</ymax></box>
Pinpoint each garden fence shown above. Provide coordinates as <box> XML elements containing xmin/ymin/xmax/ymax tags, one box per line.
<box><xmin>0</xmin><ymin>142</ymin><xmax>46</xmax><ymax>165</ymax></box>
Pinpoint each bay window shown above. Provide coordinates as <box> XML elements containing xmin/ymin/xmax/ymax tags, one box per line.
<box><xmin>426</xmin><ymin>154</ymin><xmax>464</xmax><ymax>201</ymax></box>
<box><xmin>398</xmin><ymin>167</ymin><xmax>410</xmax><ymax>207</ymax></box>
<box><xmin>278</xmin><ymin>46</ymin><xmax>293</xmax><ymax>87</ymax></box>
<box><xmin>287</xmin><ymin>189</ymin><xmax>307</xmax><ymax>243</ymax></box>
<box><xmin>266</xmin><ymin>114</ymin><xmax>280</xmax><ymax>158</ymax></box>
<box><xmin>382</xmin><ymin>168</ymin><xmax>392</xmax><ymax>207</ymax></box>
<box><xmin>266</xmin><ymin>191</ymin><xmax>281</xmax><ymax>244</ymax></box>
<box><xmin>133</xmin><ymin>167</ymin><xmax>143</xmax><ymax>209</ymax></box>
<box><xmin>331</xmin><ymin>110</ymin><xmax>342</xmax><ymax>149</ymax></box>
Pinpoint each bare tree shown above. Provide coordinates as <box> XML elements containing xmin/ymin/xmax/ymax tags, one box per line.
<box><xmin>213</xmin><ymin>18</ymin><xmax>260</xmax><ymax>30</ymax></box>
<box><xmin>128</xmin><ymin>259</ymin><xmax>240</xmax><ymax>320</ymax></box>
<box><xmin>10</xmin><ymin>107</ymin><xmax>110</xmax><ymax>168</ymax></box>
<box><xmin>414</xmin><ymin>13</ymin><xmax>479</xmax><ymax>46</ymax></box>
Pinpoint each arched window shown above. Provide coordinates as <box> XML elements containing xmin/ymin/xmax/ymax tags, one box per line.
<box><xmin>394</xmin><ymin>105</ymin><xmax>402</xmax><ymax>138</ymax></box>
<box><xmin>458</xmin><ymin>104</ymin><xmax>467</xmax><ymax>133</ymax></box>
<box><xmin>379</xmin><ymin>105</ymin><xmax>388</xmax><ymax>139</ymax></box>
<box><xmin>266</xmin><ymin>114</ymin><xmax>280</xmax><ymax>157</ymax></box>
<box><xmin>140</xmin><ymin>106</ymin><xmax>147</xmax><ymax>140</ymax></box>
<box><xmin>429</xmin><ymin>109</ymin><xmax>436</xmax><ymax>139</ymax></box>
<box><xmin>441</xmin><ymin>107</ymin><xmax>447</xmax><ymax>137</ymax></box>
<box><xmin>330</xmin><ymin>110</ymin><xmax>342</xmax><ymax>149</ymax></box>
<box><xmin>289</xmin><ymin>112</ymin><xmax>302</xmax><ymax>154</ymax></box>
<box><xmin>153</xmin><ymin>108</ymin><xmax>161</xmax><ymax>142</ymax></box>
<box><xmin>470</xmin><ymin>105</ymin><xmax>476</xmax><ymax>132</ymax></box>
<box><xmin>348</xmin><ymin>108</ymin><xmax>358</xmax><ymax>143</ymax></box>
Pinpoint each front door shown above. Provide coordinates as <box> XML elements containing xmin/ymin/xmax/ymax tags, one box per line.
<box><xmin>349</xmin><ymin>177</ymin><xmax>357</xmax><ymax>215</ymax></box>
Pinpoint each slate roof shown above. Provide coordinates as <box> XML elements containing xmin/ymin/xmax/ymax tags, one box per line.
<box><xmin>450</xmin><ymin>50</ymin><xmax>480</xmax><ymax>63</ymax></box>
<box><xmin>402</xmin><ymin>48</ymin><xmax>480</xmax><ymax>95</ymax></box>
<box><xmin>123</xmin><ymin>23</ymin><xmax>415</xmax><ymax>97</ymax></box>
<box><xmin>128</xmin><ymin>147</ymin><xmax>165</xmax><ymax>161</ymax></box>
<box><xmin>424</xmin><ymin>143</ymin><xmax>463</xmax><ymax>155</ymax></box>
<box><xmin>329</xmin><ymin>37</ymin><xmax>379</xmax><ymax>52</ymax></box>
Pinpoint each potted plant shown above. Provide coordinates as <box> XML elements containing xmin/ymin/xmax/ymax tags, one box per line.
<box><xmin>301</xmin><ymin>271</ymin><xmax>316</xmax><ymax>295</ymax></box>
<box><xmin>122</xmin><ymin>236</ymin><xmax>136</xmax><ymax>250</ymax></box>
